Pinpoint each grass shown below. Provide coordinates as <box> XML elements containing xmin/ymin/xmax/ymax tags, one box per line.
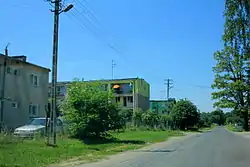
<box><xmin>0</xmin><ymin>130</ymin><xmax>182</xmax><ymax>167</ymax></box>
<box><xmin>226</xmin><ymin>124</ymin><xmax>243</xmax><ymax>132</ymax></box>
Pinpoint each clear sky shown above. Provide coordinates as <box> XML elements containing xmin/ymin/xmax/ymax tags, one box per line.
<box><xmin>0</xmin><ymin>0</ymin><xmax>225</xmax><ymax>112</ymax></box>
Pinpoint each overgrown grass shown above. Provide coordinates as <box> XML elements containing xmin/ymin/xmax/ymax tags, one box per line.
<box><xmin>0</xmin><ymin>130</ymin><xmax>182</xmax><ymax>167</ymax></box>
<box><xmin>226</xmin><ymin>124</ymin><xmax>243</xmax><ymax>132</ymax></box>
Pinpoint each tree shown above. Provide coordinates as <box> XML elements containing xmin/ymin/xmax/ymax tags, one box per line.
<box><xmin>141</xmin><ymin>111</ymin><xmax>159</xmax><ymax>129</ymax></box>
<box><xmin>162</xmin><ymin>98</ymin><xmax>176</xmax><ymax>114</ymax></box>
<box><xmin>170</xmin><ymin>99</ymin><xmax>200</xmax><ymax>130</ymax></box>
<box><xmin>210</xmin><ymin>109</ymin><xmax>226</xmax><ymax>125</ymax></box>
<box><xmin>160</xmin><ymin>114</ymin><xmax>173</xmax><ymax>129</ymax></box>
<box><xmin>61</xmin><ymin>80</ymin><xmax>123</xmax><ymax>139</ymax></box>
<box><xmin>133</xmin><ymin>109</ymin><xmax>143</xmax><ymax>127</ymax></box>
<box><xmin>198</xmin><ymin>112</ymin><xmax>212</xmax><ymax>128</ymax></box>
<box><xmin>212</xmin><ymin>0</ymin><xmax>250</xmax><ymax>131</ymax></box>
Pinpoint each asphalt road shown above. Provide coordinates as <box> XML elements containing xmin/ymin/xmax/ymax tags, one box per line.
<box><xmin>80</xmin><ymin>127</ymin><xmax>250</xmax><ymax>167</ymax></box>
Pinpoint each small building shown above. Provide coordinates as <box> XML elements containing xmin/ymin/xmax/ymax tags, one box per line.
<box><xmin>0</xmin><ymin>54</ymin><xmax>50</xmax><ymax>129</ymax></box>
<box><xmin>48</xmin><ymin>77</ymin><xmax>150</xmax><ymax>112</ymax></box>
<box><xmin>150</xmin><ymin>100</ymin><xmax>168</xmax><ymax>114</ymax></box>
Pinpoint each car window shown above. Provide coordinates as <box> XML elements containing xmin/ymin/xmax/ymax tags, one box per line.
<box><xmin>27</xmin><ymin>118</ymin><xmax>46</xmax><ymax>126</ymax></box>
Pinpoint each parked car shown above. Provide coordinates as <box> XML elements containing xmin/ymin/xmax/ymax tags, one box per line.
<box><xmin>13</xmin><ymin>117</ymin><xmax>63</xmax><ymax>138</ymax></box>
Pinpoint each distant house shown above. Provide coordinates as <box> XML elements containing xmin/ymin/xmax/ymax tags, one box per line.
<box><xmin>150</xmin><ymin>98</ymin><xmax>176</xmax><ymax>114</ymax></box>
<box><xmin>0</xmin><ymin>54</ymin><xmax>50</xmax><ymax>129</ymax></box>
<box><xmin>150</xmin><ymin>100</ymin><xmax>168</xmax><ymax>114</ymax></box>
<box><xmin>48</xmin><ymin>77</ymin><xmax>150</xmax><ymax>112</ymax></box>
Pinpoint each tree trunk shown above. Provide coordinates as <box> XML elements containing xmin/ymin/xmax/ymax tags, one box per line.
<box><xmin>243</xmin><ymin>110</ymin><xmax>249</xmax><ymax>131</ymax></box>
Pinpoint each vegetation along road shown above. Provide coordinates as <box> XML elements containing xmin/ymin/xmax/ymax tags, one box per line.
<box><xmin>79</xmin><ymin>127</ymin><xmax>250</xmax><ymax>167</ymax></box>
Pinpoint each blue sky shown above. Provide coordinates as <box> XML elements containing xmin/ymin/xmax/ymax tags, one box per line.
<box><xmin>0</xmin><ymin>0</ymin><xmax>225</xmax><ymax>112</ymax></box>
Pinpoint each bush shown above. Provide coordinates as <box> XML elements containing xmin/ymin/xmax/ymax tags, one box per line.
<box><xmin>61</xmin><ymin>80</ymin><xmax>124</xmax><ymax>139</ymax></box>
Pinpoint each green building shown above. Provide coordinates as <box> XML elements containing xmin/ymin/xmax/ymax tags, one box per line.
<box><xmin>49</xmin><ymin>77</ymin><xmax>150</xmax><ymax>111</ymax></box>
<box><xmin>150</xmin><ymin>100</ymin><xmax>168</xmax><ymax>114</ymax></box>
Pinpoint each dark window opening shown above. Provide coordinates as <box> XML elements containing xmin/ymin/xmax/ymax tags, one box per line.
<box><xmin>123</xmin><ymin>97</ymin><xmax>127</xmax><ymax>107</ymax></box>
<box><xmin>128</xmin><ymin>96</ymin><xmax>133</xmax><ymax>103</ymax></box>
<box><xmin>115</xmin><ymin>97</ymin><xmax>120</xmax><ymax>103</ymax></box>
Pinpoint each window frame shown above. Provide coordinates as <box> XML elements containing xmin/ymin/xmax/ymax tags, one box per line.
<box><xmin>11</xmin><ymin>102</ymin><xmax>19</xmax><ymax>108</ymax></box>
<box><xmin>30</xmin><ymin>73</ymin><xmax>39</xmax><ymax>86</ymax></box>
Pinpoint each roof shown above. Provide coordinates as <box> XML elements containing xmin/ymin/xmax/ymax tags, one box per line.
<box><xmin>0</xmin><ymin>54</ymin><xmax>50</xmax><ymax>72</ymax></box>
<box><xmin>150</xmin><ymin>100</ymin><xmax>168</xmax><ymax>102</ymax></box>
<box><xmin>49</xmin><ymin>77</ymin><xmax>149</xmax><ymax>85</ymax></box>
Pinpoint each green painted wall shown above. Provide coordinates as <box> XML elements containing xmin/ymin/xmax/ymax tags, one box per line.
<box><xmin>150</xmin><ymin>100</ymin><xmax>168</xmax><ymax>114</ymax></box>
<box><xmin>135</xmin><ymin>79</ymin><xmax>150</xmax><ymax>98</ymax></box>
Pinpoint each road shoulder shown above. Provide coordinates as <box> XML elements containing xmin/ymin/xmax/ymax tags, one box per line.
<box><xmin>50</xmin><ymin>132</ymin><xmax>199</xmax><ymax>167</ymax></box>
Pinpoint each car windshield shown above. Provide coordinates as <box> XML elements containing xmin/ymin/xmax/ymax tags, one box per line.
<box><xmin>27</xmin><ymin>118</ymin><xmax>46</xmax><ymax>126</ymax></box>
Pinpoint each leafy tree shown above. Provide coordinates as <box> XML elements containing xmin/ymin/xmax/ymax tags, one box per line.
<box><xmin>198</xmin><ymin>112</ymin><xmax>212</xmax><ymax>128</ymax></box>
<box><xmin>119</xmin><ymin>109</ymin><xmax>133</xmax><ymax>122</ymax></box>
<box><xmin>160</xmin><ymin>114</ymin><xmax>173</xmax><ymax>129</ymax></box>
<box><xmin>210</xmin><ymin>109</ymin><xmax>226</xmax><ymax>125</ymax></box>
<box><xmin>141</xmin><ymin>111</ymin><xmax>159</xmax><ymax>128</ymax></box>
<box><xmin>211</xmin><ymin>0</ymin><xmax>250</xmax><ymax>130</ymax></box>
<box><xmin>170</xmin><ymin>99</ymin><xmax>200</xmax><ymax>130</ymax></box>
<box><xmin>132</xmin><ymin>109</ymin><xmax>143</xmax><ymax>127</ymax></box>
<box><xmin>162</xmin><ymin>98</ymin><xmax>176</xmax><ymax>114</ymax></box>
<box><xmin>61</xmin><ymin>80</ymin><xmax>123</xmax><ymax>139</ymax></box>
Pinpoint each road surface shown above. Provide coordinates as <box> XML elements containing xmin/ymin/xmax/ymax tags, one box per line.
<box><xmin>78</xmin><ymin>127</ymin><xmax>250</xmax><ymax>167</ymax></box>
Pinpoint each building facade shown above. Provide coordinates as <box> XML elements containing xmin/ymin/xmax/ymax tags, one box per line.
<box><xmin>0</xmin><ymin>54</ymin><xmax>50</xmax><ymax>128</ymax></box>
<box><xmin>150</xmin><ymin>100</ymin><xmax>168</xmax><ymax>114</ymax></box>
<box><xmin>49</xmin><ymin>78</ymin><xmax>150</xmax><ymax>111</ymax></box>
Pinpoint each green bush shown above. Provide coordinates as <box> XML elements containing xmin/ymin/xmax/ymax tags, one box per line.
<box><xmin>61</xmin><ymin>80</ymin><xmax>124</xmax><ymax>139</ymax></box>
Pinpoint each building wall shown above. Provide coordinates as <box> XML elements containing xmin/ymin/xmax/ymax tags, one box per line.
<box><xmin>150</xmin><ymin>100</ymin><xmax>168</xmax><ymax>114</ymax></box>
<box><xmin>49</xmin><ymin>78</ymin><xmax>150</xmax><ymax>112</ymax></box>
<box><xmin>0</xmin><ymin>57</ymin><xmax>49</xmax><ymax>128</ymax></box>
<box><xmin>135</xmin><ymin>79</ymin><xmax>150</xmax><ymax>111</ymax></box>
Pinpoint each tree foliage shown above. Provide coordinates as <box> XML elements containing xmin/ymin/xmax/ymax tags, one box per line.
<box><xmin>210</xmin><ymin>109</ymin><xmax>226</xmax><ymax>125</ymax></box>
<box><xmin>170</xmin><ymin>99</ymin><xmax>200</xmax><ymax>130</ymax></box>
<box><xmin>198</xmin><ymin>112</ymin><xmax>212</xmax><ymax>128</ymax></box>
<box><xmin>212</xmin><ymin>0</ymin><xmax>250</xmax><ymax>130</ymax></box>
<box><xmin>61</xmin><ymin>80</ymin><xmax>123</xmax><ymax>139</ymax></box>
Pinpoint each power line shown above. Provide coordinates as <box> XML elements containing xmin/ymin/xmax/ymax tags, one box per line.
<box><xmin>41</xmin><ymin>0</ymin><xmax>168</xmax><ymax>80</ymax></box>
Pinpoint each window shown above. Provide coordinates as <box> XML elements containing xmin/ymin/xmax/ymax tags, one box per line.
<box><xmin>123</xmin><ymin>97</ymin><xmax>127</xmax><ymax>107</ymax></box>
<box><xmin>13</xmin><ymin>69</ymin><xmax>20</xmax><ymax>76</ymax></box>
<box><xmin>6</xmin><ymin>67</ymin><xmax>20</xmax><ymax>75</ymax></box>
<box><xmin>7</xmin><ymin>67</ymin><xmax>12</xmax><ymax>74</ymax></box>
<box><xmin>12</xmin><ymin>102</ymin><xmax>18</xmax><ymax>108</ymax></box>
<box><xmin>56</xmin><ymin>86</ymin><xmax>66</xmax><ymax>96</ymax></box>
<box><xmin>30</xmin><ymin>74</ymin><xmax>39</xmax><ymax>86</ymax></box>
<box><xmin>128</xmin><ymin>96</ymin><xmax>133</xmax><ymax>103</ymax></box>
<box><xmin>27</xmin><ymin>118</ymin><xmax>46</xmax><ymax>126</ymax></box>
<box><xmin>29</xmin><ymin>104</ymin><xmax>39</xmax><ymax>116</ymax></box>
<box><xmin>115</xmin><ymin>97</ymin><xmax>120</xmax><ymax>103</ymax></box>
<box><xmin>56</xmin><ymin>86</ymin><xmax>61</xmax><ymax>95</ymax></box>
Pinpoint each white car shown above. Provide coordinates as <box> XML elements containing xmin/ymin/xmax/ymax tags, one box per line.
<box><xmin>14</xmin><ymin>117</ymin><xmax>63</xmax><ymax>138</ymax></box>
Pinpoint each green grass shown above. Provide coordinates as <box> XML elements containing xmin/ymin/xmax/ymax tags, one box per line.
<box><xmin>226</xmin><ymin>124</ymin><xmax>243</xmax><ymax>132</ymax></box>
<box><xmin>0</xmin><ymin>130</ymin><xmax>182</xmax><ymax>167</ymax></box>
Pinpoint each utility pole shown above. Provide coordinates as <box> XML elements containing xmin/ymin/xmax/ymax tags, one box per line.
<box><xmin>111</xmin><ymin>60</ymin><xmax>116</xmax><ymax>79</ymax></box>
<box><xmin>164</xmin><ymin>79</ymin><xmax>173</xmax><ymax>100</ymax></box>
<box><xmin>0</xmin><ymin>44</ymin><xmax>9</xmax><ymax>132</ymax></box>
<box><xmin>47</xmin><ymin>0</ymin><xmax>73</xmax><ymax>146</ymax></box>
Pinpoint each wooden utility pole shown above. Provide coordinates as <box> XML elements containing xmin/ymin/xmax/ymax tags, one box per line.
<box><xmin>46</xmin><ymin>0</ymin><xmax>73</xmax><ymax>146</ymax></box>
<box><xmin>164</xmin><ymin>79</ymin><xmax>173</xmax><ymax>100</ymax></box>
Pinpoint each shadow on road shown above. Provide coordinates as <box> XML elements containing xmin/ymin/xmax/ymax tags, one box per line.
<box><xmin>81</xmin><ymin>136</ymin><xmax>146</xmax><ymax>145</ymax></box>
<box><xmin>134</xmin><ymin>149</ymin><xmax>176</xmax><ymax>153</ymax></box>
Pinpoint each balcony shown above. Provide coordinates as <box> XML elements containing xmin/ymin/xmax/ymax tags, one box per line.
<box><xmin>111</xmin><ymin>83</ymin><xmax>133</xmax><ymax>95</ymax></box>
